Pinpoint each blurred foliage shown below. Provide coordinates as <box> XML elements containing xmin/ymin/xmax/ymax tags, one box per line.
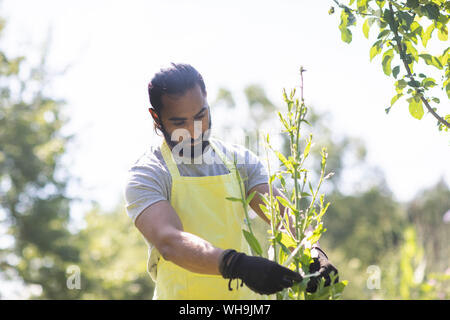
<box><xmin>379</xmin><ymin>225</ymin><xmax>449</xmax><ymax>299</ymax></box>
<box><xmin>323</xmin><ymin>187</ymin><xmax>406</xmax><ymax>265</ymax></box>
<box><xmin>0</xmin><ymin>15</ymin><xmax>80</xmax><ymax>299</ymax></box>
<box><xmin>0</xmin><ymin>15</ymin><xmax>154</xmax><ymax>299</ymax></box>
<box><xmin>406</xmin><ymin>178</ymin><xmax>450</xmax><ymax>273</ymax></box>
<box><xmin>74</xmin><ymin>203</ymin><xmax>154</xmax><ymax>299</ymax></box>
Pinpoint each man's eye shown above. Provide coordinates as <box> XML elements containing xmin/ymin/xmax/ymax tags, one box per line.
<box><xmin>173</xmin><ymin>114</ymin><xmax>204</xmax><ymax>126</ymax></box>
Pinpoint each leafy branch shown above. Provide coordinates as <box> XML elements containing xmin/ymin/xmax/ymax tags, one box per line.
<box><xmin>331</xmin><ymin>0</ymin><xmax>450</xmax><ymax>132</ymax></box>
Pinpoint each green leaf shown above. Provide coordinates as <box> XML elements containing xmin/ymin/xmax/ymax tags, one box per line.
<box><xmin>258</xmin><ymin>203</ymin><xmax>269</xmax><ymax>214</ymax></box>
<box><xmin>307</xmin><ymin>225</ymin><xmax>323</xmax><ymax>246</ymax></box>
<box><xmin>309</xmin><ymin>181</ymin><xmax>314</xmax><ymax>196</ymax></box>
<box><xmin>382</xmin><ymin>48</ymin><xmax>394</xmax><ymax>76</ymax></box>
<box><xmin>377</xmin><ymin>29</ymin><xmax>391</xmax><ymax>40</ymax></box>
<box><xmin>431</xmin><ymin>97</ymin><xmax>440</xmax><ymax>104</ymax></box>
<box><xmin>419</xmin><ymin>53</ymin><xmax>443</xmax><ymax>70</ymax></box>
<box><xmin>395</xmin><ymin>79</ymin><xmax>408</xmax><ymax>93</ymax></box>
<box><xmin>423</xmin><ymin>3</ymin><xmax>440</xmax><ymax>21</ymax></box>
<box><xmin>405</xmin><ymin>41</ymin><xmax>419</xmax><ymax>62</ymax></box>
<box><xmin>422</xmin><ymin>24</ymin><xmax>435</xmax><ymax>47</ymax></box>
<box><xmin>446</xmin><ymin>82</ymin><xmax>450</xmax><ymax>100</ymax></box>
<box><xmin>392</xmin><ymin>65</ymin><xmax>400</xmax><ymax>79</ymax></box>
<box><xmin>340</xmin><ymin>27</ymin><xmax>352</xmax><ymax>43</ymax></box>
<box><xmin>277</xmin><ymin>111</ymin><xmax>290</xmax><ymax>131</ymax></box>
<box><xmin>363</xmin><ymin>18</ymin><xmax>370</xmax><ymax>39</ymax></box>
<box><xmin>277</xmin><ymin>241</ymin><xmax>292</xmax><ymax>258</ymax></box>
<box><xmin>407</xmin><ymin>96</ymin><xmax>424</xmax><ymax>120</ymax></box>
<box><xmin>390</xmin><ymin>93</ymin><xmax>403</xmax><ymax>106</ymax></box>
<box><xmin>275</xmin><ymin>150</ymin><xmax>293</xmax><ymax>171</ymax></box>
<box><xmin>370</xmin><ymin>41</ymin><xmax>383</xmax><ymax>61</ymax></box>
<box><xmin>398</xmin><ymin>11</ymin><xmax>414</xmax><ymax>30</ymax></box>
<box><xmin>276</xmin><ymin>196</ymin><xmax>296</xmax><ymax>213</ymax></box>
<box><xmin>419</xmin><ymin>53</ymin><xmax>432</xmax><ymax>64</ymax></box>
<box><xmin>225</xmin><ymin>196</ymin><xmax>243</xmax><ymax>203</ymax></box>
<box><xmin>357</xmin><ymin>0</ymin><xmax>369</xmax><ymax>13</ymax></box>
<box><xmin>242</xmin><ymin>230</ymin><xmax>262</xmax><ymax>256</ymax></box>
<box><xmin>383</xmin><ymin>9</ymin><xmax>395</xmax><ymax>30</ymax></box>
<box><xmin>407</xmin><ymin>80</ymin><xmax>421</xmax><ymax>88</ymax></box>
<box><xmin>406</xmin><ymin>0</ymin><xmax>419</xmax><ymax>9</ymax></box>
<box><xmin>301</xmin><ymin>192</ymin><xmax>312</xmax><ymax>198</ymax></box>
<box><xmin>422</xmin><ymin>77</ymin><xmax>436</xmax><ymax>88</ymax></box>
<box><xmin>279</xmin><ymin>232</ymin><xmax>296</xmax><ymax>249</ymax></box>
<box><xmin>437</xmin><ymin>26</ymin><xmax>448</xmax><ymax>41</ymax></box>
<box><xmin>410</xmin><ymin>21</ymin><xmax>423</xmax><ymax>40</ymax></box>
<box><xmin>245</xmin><ymin>190</ymin><xmax>257</xmax><ymax>206</ymax></box>
<box><xmin>339</xmin><ymin>10</ymin><xmax>353</xmax><ymax>43</ymax></box>
<box><xmin>303</xmin><ymin>135</ymin><xmax>312</xmax><ymax>159</ymax></box>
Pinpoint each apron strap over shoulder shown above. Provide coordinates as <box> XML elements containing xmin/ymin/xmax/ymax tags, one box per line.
<box><xmin>160</xmin><ymin>139</ymin><xmax>181</xmax><ymax>178</ymax></box>
<box><xmin>209</xmin><ymin>137</ymin><xmax>239</xmax><ymax>176</ymax></box>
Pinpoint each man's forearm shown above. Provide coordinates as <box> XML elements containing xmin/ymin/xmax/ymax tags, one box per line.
<box><xmin>161</xmin><ymin>230</ymin><xmax>224</xmax><ymax>275</ymax></box>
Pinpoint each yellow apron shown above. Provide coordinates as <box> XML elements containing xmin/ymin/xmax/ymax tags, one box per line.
<box><xmin>153</xmin><ymin>136</ymin><xmax>262</xmax><ymax>300</ymax></box>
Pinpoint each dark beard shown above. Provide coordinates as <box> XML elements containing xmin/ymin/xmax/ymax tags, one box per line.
<box><xmin>161</xmin><ymin>106</ymin><xmax>212</xmax><ymax>159</ymax></box>
<box><xmin>176</xmin><ymin>140</ymin><xmax>211</xmax><ymax>159</ymax></box>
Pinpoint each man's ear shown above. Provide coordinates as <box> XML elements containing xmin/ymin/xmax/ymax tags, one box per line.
<box><xmin>148</xmin><ymin>108</ymin><xmax>159</xmax><ymax>121</ymax></box>
<box><xmin>149</xmin><ymin>108</ymin><xmax>164</xmax><ymax>130</ymax></box>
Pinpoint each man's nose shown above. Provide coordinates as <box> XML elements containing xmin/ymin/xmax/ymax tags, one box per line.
<box><xmin>187</xmin><ymin>119</ymin><xmax>204</xmax><ymax>142</ymax></box>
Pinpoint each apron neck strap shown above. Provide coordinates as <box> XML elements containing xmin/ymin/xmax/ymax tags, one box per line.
<box><xmin>160</xmin><ymin>139</ymin><xmax>181</xmax><ymax>178</ymax></box>
<box><xmin>208</xmin><ymin>138</ymin><xmax>239</xmax><ymax>175</ymax></box>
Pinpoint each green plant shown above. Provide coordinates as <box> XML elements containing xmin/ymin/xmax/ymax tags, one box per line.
<box><xmin>226</xmin><ymin>67</ymin><xmax>347</xmax><ymax>300</ymax></box>
<box><xmin>382</xmin><ymin>225</ymin><xmax>450</xmax><ymax>299</ymax></box>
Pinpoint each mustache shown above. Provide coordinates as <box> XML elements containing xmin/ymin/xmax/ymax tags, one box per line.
<box><xmin>162</xmin><ymin>111</ymin><xmax>212</xmax><ymax>150</ymax></box>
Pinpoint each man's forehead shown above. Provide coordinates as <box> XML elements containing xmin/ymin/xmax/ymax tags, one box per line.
<box><xmin>162</xmin><ymin>86</ymin><xmax>206</xmax><ymax>114</ymax></box>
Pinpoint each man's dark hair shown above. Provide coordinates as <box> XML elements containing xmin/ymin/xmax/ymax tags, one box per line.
<box><xmin>148</xmin><ymin>62</ymin><xmax>207</xmax><ymax>136</ymax></box>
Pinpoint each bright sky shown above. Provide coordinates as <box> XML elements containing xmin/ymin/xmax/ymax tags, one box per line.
<box><xmin>2</xmin><ymin>0</ymin><xmax>450</xmax><ymax>224</ymax></box>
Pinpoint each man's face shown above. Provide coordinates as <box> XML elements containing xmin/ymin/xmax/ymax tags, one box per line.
<box><xmin>159</xmin><ymin>84</ymin><xmax>211</xmax><ymax>151</ymax></box>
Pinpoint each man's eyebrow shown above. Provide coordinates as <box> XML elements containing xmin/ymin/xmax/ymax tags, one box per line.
<box><xmin>168</xmin><ymin>106</ymin><xmax>207</xmax><ymax>121</ymax></box>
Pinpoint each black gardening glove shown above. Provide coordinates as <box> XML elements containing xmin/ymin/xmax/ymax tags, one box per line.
<box><xmin>219</xmin><ymin>249</ymin><xmax>303</xmax><ymax>295</ymax></box>
<box><xmin>306</xmin><ymin>247</ymin><xmax>339</xmax><ymax>293</ymax></box>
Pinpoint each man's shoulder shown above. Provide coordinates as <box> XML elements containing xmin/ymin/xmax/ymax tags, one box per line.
<box><xmin>126</xmin><ymin>142</ymin><xmax>167</xmax><ymax>176</ymax></box>
<box><xmin>211</xmin><ymin>137</ymin><xmax>261</xmax><ymax>166</ymax></box>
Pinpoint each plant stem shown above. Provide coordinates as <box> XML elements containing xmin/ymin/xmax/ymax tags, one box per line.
<box><xmin>233</xmin><ymin>154</ymin><xmax>254</xmax><ymax>235</ymax></box>
<box><xmin>264</xmin><ymin>138</ymin><xmax>277</xmax><ymax>264</ymax></box>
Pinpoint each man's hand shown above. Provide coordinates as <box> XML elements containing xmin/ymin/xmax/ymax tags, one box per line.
<box><xmin>219</xmin><ymin>249</ymin><xmax>303</xmax><ymax>295</ymax></box>
<box><xmin>306</xmin><ymin>247</ymin><xmax>339</xmax><ymax>293</ymax></box>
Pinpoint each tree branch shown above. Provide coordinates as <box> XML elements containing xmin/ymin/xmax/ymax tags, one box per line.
<box><xmin>388</xmin><ymin>2</ymin><xmax>450</xmax><ymax>129</ymax></box>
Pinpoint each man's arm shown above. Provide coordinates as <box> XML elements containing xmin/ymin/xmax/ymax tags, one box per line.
<box><xmin>135</xmin><ymin>200</ymin><xmax>223</xmax><ymax>275</ymax></box>
<box><xmin>247</xmin><ymin>183</ymin><xmax>320</xmax><ymax>250</ymax></box>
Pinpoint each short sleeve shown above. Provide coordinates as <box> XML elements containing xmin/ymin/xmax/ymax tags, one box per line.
<box><xmin>245</xmin><ymin>148</ymin><xmax>269</xmax><ymax>194</ymax></box>
<box><xmin>123</xmin><ymin>157</ymin><xmax>170</xmax><ymax>224</ymax></box>
<box><xmin>228</xmin><ymin>142</ymin><xmax>268</xmax><ymax>196</ymax></box>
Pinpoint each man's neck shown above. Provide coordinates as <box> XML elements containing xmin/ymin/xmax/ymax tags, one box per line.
<box><xmin>166</xmin><ymin>139</ymin><xmax>211</xmax><ymax>160</ymax></box>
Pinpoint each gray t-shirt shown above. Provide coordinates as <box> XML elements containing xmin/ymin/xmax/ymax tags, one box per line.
<box><xmin>123</xmin><ymin>137</ymin><xmax>269</xmax><ymax>224</ymax></box>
